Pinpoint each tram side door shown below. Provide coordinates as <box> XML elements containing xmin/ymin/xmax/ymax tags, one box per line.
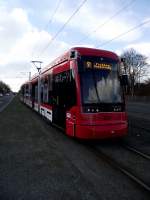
<box><xmin>52</xmin><ymin>74</ymin><xmax>66</xmax><ymax>128</ymax></box>
<box><xmin>52</xmin><ymin>100</ymin><xmax>66</xmax><ymax>128</ymax></box>
<box><xmin>52</xmin><ymin>70</ymin><xmax>76</xmax><ymax>129</ymax></box>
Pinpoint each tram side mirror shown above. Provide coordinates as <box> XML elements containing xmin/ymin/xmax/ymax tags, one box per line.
<box><xmin>120</xmin><ymin>74</ymin><xmax>128</xmax><ymax>86</ymax></box>
<box><xmin>70</xmin><ymin>50</ymin><xmax>78</xmax><ymax>59</ymax></box>
<box><xmin>120</xmin><ymin>57</ymin><xmax>128</xmax><ymax>86</ymax></box>
<box><xmin>121</xmin><ymin>57</ymin><xmax>126</xmax><ymax>63</ymax></box>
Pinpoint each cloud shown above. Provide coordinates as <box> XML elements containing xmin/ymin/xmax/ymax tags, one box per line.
<box><xmin>0</xmin><ymin>6</ymin><xmax>70</xmax><ymax>91</ymax></box>
<box><xmin>0</xmin><ymin>7</ymin><xmax>32</xmax><ymax>53</ymax></box>
<box><xmin>0</xmin><ymin>0</ymin><xmax>149</xmax><ymax>91</ymax></box>
<box><xmin>125</xmin><ymin>42</ymin><xmax>150</xmax><ymax>57</ymax></box>
<box><xmin>52</xmin><ymin>0</ymin><xmax>142</xmax><ymax>44</ymax></box>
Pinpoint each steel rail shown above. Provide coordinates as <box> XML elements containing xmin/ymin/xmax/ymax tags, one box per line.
<box><xmin>129</xmin><ymin>122</ymin><xmax>150</xmax><ymax>133</ymax></box>
<box><xmin>87</xmin><ymin>144</ymin><xmax>150</xmax><ymax>193</ymax></box>
<box><xmin>121</xmin><ymin>144</ymin><xmax>150</xmax><ymax>160</ymax></box>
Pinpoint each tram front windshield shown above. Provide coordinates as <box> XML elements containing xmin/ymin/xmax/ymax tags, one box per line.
<box><xmin>79</xmin><ymin>56</ymin><xmax>123</xmax><ymax>104</ymax></box>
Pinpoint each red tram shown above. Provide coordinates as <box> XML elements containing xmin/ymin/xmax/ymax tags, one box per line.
<box><xmin>20</xmin><ymin>47</ymin><xmax>128</xmax><ymax>139</ymax></box>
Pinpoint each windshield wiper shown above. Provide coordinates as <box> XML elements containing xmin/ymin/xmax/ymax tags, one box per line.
<box><xmin>91</xmin><ymin>69</ymin><xmax>101</xmax><ymax>103</ymax></box>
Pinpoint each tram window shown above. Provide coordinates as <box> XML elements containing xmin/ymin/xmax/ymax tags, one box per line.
<box><xmin>41</xmin><ymin>80</ymin><xmax>48</xmax><ymax>104</ymax></box>
<box><xmin>35</xmin><ymin>86</ymin><xmax>38</xmax><ymax>102</ymax></box>
<box><xmin>31</xmin><ymin>84</ymin><xmax>34</xmax><ymax>99</ymax></box>
<box><xmin>41</xmin><ymin>84</ymin><xmax>44</xmax><ymax>103</ymax></box>
<box><xmin>25</xmin><ymin>84</ymin><xmax>29</xmax><ymax>98</ymax></box>
<box><xmin>67</xmin><ymin>70</ymin><xmax>76</xmax><ymax>107</ymax></box>
<box><xmin>43</xmin><ymin>83</ymin><xmax>48</xmax><ymax>103</ymax></box>
<box><xmin>21</xmin><ymin>86</ymin><xmax>24</xmax><ymax>96</ymax></box>
<box><xmin>48</xmin><ymin>74</ymin><xmax>53</xmax><ymax>104</ymax></box>
<box><xmin>29</xmin><ymin>85</ymin><xmax>31</xmax><ymax>98</ymax></box>
<box><xmin>53</xmin><ymin>70</ymin><xmax>76</xmax><ymax>108</ymax></box>
<box><xmin>48</xmin><ymin>74</ymin><xmax>53</xmax><ymax>91</ymax></box>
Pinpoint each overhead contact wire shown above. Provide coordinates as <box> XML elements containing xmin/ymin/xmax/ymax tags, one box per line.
<box><xmin>38</xmin><ymin>0</ymin><xmax>88</xmax><ymax>57</ymax></box>
<box><xmin>77</xmin><ymin>0</ymin><xmax>136</xmax><ymax>44</ymax></box>
<box><xmin>96</xmin><ymin>19</ymin><xmax>150</xmax><ymax>48</ymax></box>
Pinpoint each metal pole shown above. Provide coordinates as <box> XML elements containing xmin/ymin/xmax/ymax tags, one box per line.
<box><xmin>29</xmin><ymin>72</ymin><xmax>31</xmax><ymax>81</ymax></box>
<box><xmin>31</xmin><ymin>61</ymin><xmax>43</xmax><ymax>113</ymax></box>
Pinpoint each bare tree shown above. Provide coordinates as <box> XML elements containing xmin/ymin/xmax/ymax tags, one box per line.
<box><xmin>121</xmin><ymin>48</ymin><xmax>150</xmax><ymax>95</ymax></box>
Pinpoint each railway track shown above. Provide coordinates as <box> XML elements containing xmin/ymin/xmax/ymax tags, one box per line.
<box><xmin>121</xmin><ymin>143</ymin><xmax>150</xmax><ymax>160</ymax></box>
<box><xmin>130</xmin><ymin>125</ymin><xmax>150</xmax><ymax>133</ymax></box>
<box><xmin>83</xmin><ymin>143</ymin><xmax>150</xmax><ymax>193</ymax></box>
<box><xmin>129</xmin><ymin>120</ymin><xmax>150</xmax><ymax>134</ymax></box>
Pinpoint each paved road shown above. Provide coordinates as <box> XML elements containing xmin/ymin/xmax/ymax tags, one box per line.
<box><xmin>0</xmin><ymin>94</ymin><xmax>14</xmax><ymax>112</ymax></box>
<box><xmin>127</xmin><ymin>102</ymin><xmax>150</xmax><ymax>121</ymax></box>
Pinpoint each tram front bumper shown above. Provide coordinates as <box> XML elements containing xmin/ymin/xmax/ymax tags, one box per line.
<box><xmin>75</xmin><ymin>122</ymin><xmax>128</xmax><ymax>139</ymax></box>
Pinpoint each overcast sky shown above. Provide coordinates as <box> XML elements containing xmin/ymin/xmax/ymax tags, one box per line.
<box><xmin>0</xmin><ymin>0</ymin><xmax>150</xmax><ymax>91</ymax></box>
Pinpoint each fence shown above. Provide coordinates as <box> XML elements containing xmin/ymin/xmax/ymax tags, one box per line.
<box><xmin>126</xmin><ymin>96</ymin><xmax>150</xmax><ymax>103</ymax></box>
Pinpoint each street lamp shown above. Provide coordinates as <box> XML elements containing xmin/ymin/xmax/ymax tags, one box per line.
<box><xmin>31</xmin><ymin>60</ymin><xmax>43</xmax><ymax>112</ymax></box>
<box><xmin>31</xmin><ymin>61</ymin><xmax>43</xmax><ymax>73</ymax></box>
